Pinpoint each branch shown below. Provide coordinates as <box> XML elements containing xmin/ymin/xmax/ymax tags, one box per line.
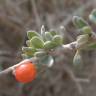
<box><xmin>0</xmin><ymin>41</ymin><xmax>76</xmax><ymax>77</ymax></box>
<box><xmin>0</xmin><ymin>58</ymin><xmax>37</xmax><ymax>76</ymax></box>
<box><xmin>0</xmin><ymin>38</ymin><xmax>92</xmax><ymax>94</ymax></box>
<box><xmin>0</xmin><ymin>32</ymin><xmax>96</xmax><ymax>81</ymax></box>
<box><xmin>48</xmin><ymin>41</ymin><xmax>77</xmax><ymax>57</ymax></box>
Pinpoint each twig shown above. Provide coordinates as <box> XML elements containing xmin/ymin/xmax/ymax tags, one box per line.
<box><xmin>0</xmin><ymin>41</ymin><xmax>76</xmax><ymax>76</ymax></box>
<box><xmin>0</xmin><ymin>31</ymin><xmax>95</xmax><ymax>91</ymax></box>
<box><xmin>49</xmin><ymin>41</ymin><xmax>77</xmax><ymax>56</ymax></box>
<box><xmin>0</xmin><ymin>57</ymin><xmax>38</xmax><ymax>76</ymax></box>
<box><xmin>0</xmin><ymin>31</ymin><xmax>96</xmax><ymax>76</ymax></box>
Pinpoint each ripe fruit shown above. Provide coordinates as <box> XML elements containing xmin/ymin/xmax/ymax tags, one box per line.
<box><xmin>14</xmin><ymin>62</ymin><xmax>37</xmax><ymax>83</ymax></box>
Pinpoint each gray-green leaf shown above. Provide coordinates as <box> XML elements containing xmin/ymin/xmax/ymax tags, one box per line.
<box><xmin>87</xmin><ymin>43</ymin><xmax>96</xmax><ymax>49</ymax></box>
<box><xmin>45</xmin><ymin>32</ymin><xmax>53</xmax><ymax>41</ymax></box>
<box><xmin>89</xmin><ymin>9</ymin><xmax>96</xmax><ymax>24</ymax></box>
<box><xmin>27</xmin><ymin>31</ymin><xmax>40</xmax><ymax>40</ymax></box>
<box><xmin>73</xmin><ymin>16</ymin><xmax>88</xmax><ymax>29</ymax></box>
<box><xmin>44</xmin><ymin>41</ymin><xmax>55</xmax><ymax>49</ymax></box>
<box><xmin>49</xmin><ymin>29</ymin><xmax>57</xmax><ymax>36</ymax></box>
<box><xmin>22</xmin><ymin>47</ymin><xmax>36</xmax><ymax>56</ymax></box>
<box><xmin>40</xmin><ymin>55</ymin><xmax>54</xmax><ymax>67</ymax></box>
<box><xmin>89</xmin><ymin>14</ymin><xmax>96</xmax><ymax>24</ymax></box>
<box><xmin>30</xmin><ymin>36</ymin><xmax>44</xmax><ymax>49</ymax></box>
<box><xmin>34</xmin><ymin>51</ymin><xmax>47</xmax><ymax>57</ymax></box>
<box><xmin>76</xmin><ymin>34</ymin><xmax>89</xmax><ymax>49</ymax></box>
<box><xmin>52</xmin><ymin>35</ymin><xmax>63</xmax><ymax>46</ymax></box>
<box><xmin>81</xmin><ymin>26</ymin><xmax>92</xmax><ymax>34</ymax></box>
<box><xmin>73</xmin><ymin>50</ymin><xmax>83</xmax><ymax>68</ymax></box>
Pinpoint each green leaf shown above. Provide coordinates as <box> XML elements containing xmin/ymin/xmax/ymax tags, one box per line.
<box><xmin>27</xmin><ymin>31</ymin><xmax>40</xmax><ymax>40</ymax></box>
<box><xmin>87</xmin><ymin>43</ymin><xmax>96</xmax><ymax>49</ymax></box>
<box><xmin>89</xmin><ymin>9</ymin><xmax>96</xmax><ymax>24</ymax></box>
<box><xmin>91</xmin><ymin>9</ymin><xmax>96</xmax><ymax>16</ymax></box>
<box><xmin>40</xmin><ymin>55</ymin><xmax>54</xmax><ymax>67</ymax></box>
<box><xmin>49</xmin><ymin>29</ymin><xmax>57</xmax><ymax>36</ymax></box>
<box><xmin>21</xmin><ymin>54</ymin><xmax>31</xmax><ymax>59</ymax></box>
<box><xmin>81</xmin><ymin>26</ymin><xmax>92</xmax><ymax>34</ymax></box>
<box><xmin>89</xmin><ymin>14</ymin><xmax>96</xmax><ymax>24</ymax></box>
<box><xmin>22</xmin><ymin>47</ymin><xmax>36</xmax><ymax>56</ymax></box>
<box><xmin>52</xmin><ymin>35</ymin><xmax>63</xmax><ymax>46</ymax></box>
<box><xmin>45</xmin><ymin>32</ymin><xmax>53</xmax><ymax>41</ymax></box>
<box><xmin>34</xmin><ymin>51</ymin><xmax>47</xmax><ymax>57</ymax></box>
<box><xmin>76</xmin><ymin>34</ymin><xmax>89</xmax><ymax>49</ymax></box>
<box><xmin>44</xmin><ymin>41</ymin><xmax>56</xmax><ymax>49</ymax></box>
<box><xmin>73</xmin><ymin>50</ymin><xmax>83</xmax><ymax>68</ymax></box>
<box><xmin>30</xmin><ymin>36</ymin><xmax>44</xmax><ymax>49</ymax></box>
<box><xmin>73</xmin><ymin>16</ymin><xmax>88</xmax><ymax>29</ymax></box>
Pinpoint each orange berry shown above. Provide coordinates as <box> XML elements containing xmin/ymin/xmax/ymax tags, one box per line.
<box><xmin>14</xmin><ymin>62</ymin><xmax>37</xmax><ymax>83</ymax></box>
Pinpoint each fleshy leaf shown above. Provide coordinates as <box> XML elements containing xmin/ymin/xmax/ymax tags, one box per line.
<box><xmin>73</xmin><ymin>16</ymin><xmax>88</xmax><ymax>29</ymax></box>
<box><xmin>22</xmin><ymin>47</ymin><xmax>36</xmax><ymax>56</ymax></box>
<box><xmin>81</xmin><ymin>26</ymin><xmax>92</xmax><ymax>34</ymax></box>
<box><xmin>89</xmin><ymin>9</ymin><xmax>96</xmax><ymax>24</ymax></box>
<box><xmin>89</xmin><ymin>14</ymin><xmax>96</xmax><ymax>24</ymax></box>
<box><xmin>40</xmin><ymin>55</ymin><xmax>54</xmax><ymax>67</ymax></box>
<box><xmin>49</xmin><ymin>29</ymin><xmax>57</xmax><ymax>36</ymax></box>
<box><xmin>30</xmin><ymin>36</ymin><xmax>44</xmax><ymax>49</ymax></box>
<box><xmin>44</xmin><ymin>41</ymin><xmax>56</xmax><ymax>49</ymax></box>
<box><xmin>27</xmin><ymin>31</ymin><xmax>40</xmax><ymax>40</ymax></box>
<box><xmin>34</xmin><ymin>51</ymin><xmax>47</xmax><ymax>57</ymax></box>
<box><xmin>76</xmin><ymin>34</ymin><xmax>89</xmax><ymax>49</ymax></box>
<box><xmin>87</xmin><ymin>43</ymin><xmax>96</xmax><ymax>49</ymax></box>
<box><xmin>21</xmin><ymin>54</ymin><xmax>31</xmax><ymax>59</ymax></box>
<box><xmin>73</xmin><ymin>50</ymin><xmax>83</xmax><ymax>68</ymax></box>
<box><xmin>52</xmin><ymin>35</ymin><xmax>63</xmax><ymax>46</ymax></box>
<box><xmin>45</xmin><ymin>32</ymin><xmax>53</xmax><ymax>41</ymax></box>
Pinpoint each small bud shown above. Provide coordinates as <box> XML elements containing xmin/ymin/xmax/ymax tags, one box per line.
<box><xmin>30</xmin><ymin>36</ymin><xmax>44</xmax><ymax>49</ymax></box>
<box><xmin>73</xmin><ymin>16</ymin><xmax>88</xmax><ymax>29</ymax></box>
<box><xmin>27</xmin><ymin>31</ymin><xmax>40</xmax><ymax>40</ymax></box>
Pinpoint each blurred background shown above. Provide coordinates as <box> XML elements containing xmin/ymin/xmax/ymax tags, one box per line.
<box><xmin>0</xmin><ymin>0</ymin><xmax>96</xmax><ymax>96</ymax></box>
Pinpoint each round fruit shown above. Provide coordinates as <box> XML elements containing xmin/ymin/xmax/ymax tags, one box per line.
<box><xmin>14</xmin><ymin>62</ymin><xmax>37</xmax><ymax>83</ymax></box>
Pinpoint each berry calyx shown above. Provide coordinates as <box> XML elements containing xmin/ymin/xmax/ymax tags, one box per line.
<box><xmin>14</xmin><ymin>61</ymin><xmax>37</xmax><ymax>83</ymax></box>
